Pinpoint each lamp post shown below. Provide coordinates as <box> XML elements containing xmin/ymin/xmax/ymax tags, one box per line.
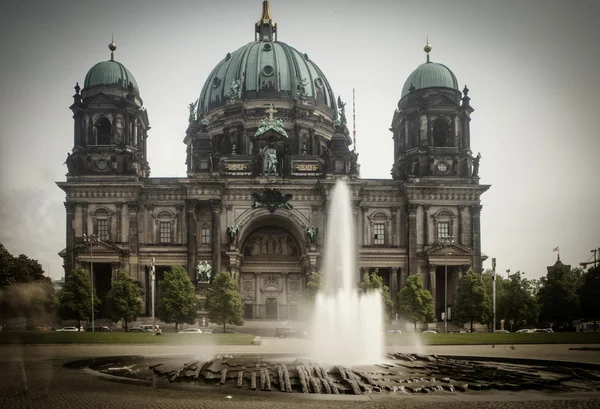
<box><xmin>151</xmin><ymin>257</ymin><xmax>156</xmax><ymax>335</ymax></box>
<box><xmin>83</xmin><ymin>234</ymin><xmax>99</xmax><ymax>332</ymax></box>
<box><xmin>439</xmin><ymin>236</ymin><xmax>454</xmax><ymax>333</ymax></box>
<box><xmin>492</xmin><ymin>258</ymin><xmax>497</xmax><ymax>333</ymax></box>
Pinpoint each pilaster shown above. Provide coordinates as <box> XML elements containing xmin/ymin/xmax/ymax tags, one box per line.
<box><xmin>116</xmin><ymin>203</ymin><xmax>123</xmax><ymax>243</ymax></box>
<box><xmin>407</xmin><ymin>204</ymin><xmax>418</xmax><ymax>275</ymax></box>
<box><xmin>211</xmin><ymin>199</ymin><xmax>223</xmax><ymax>274</ymax></box>
<box><xmin>64</xmin><ymin>202</ymin><xmax>76</xmax><ymax>275</ymax></box>
<box><xmin>390</xmin><ymin>267</ymin><xmax>399</xmax><ymax>300</ymax></box>
<box><xmin>186</xmin><ymin>199</ymin><xmax>197</xmax><ymax>280</ymax></box>
<box><xmin>428</xmin><ymin>264</ymin><xmax>437</xmax><ymax>313</ymax></box>
<box><xmin>127</xmin><ymin>201</ymin><xmax>140</xmax><ymax>281</ymax></box>
<box><xmin>471</xmin><ymin>204</ymin><xmax>483</xmax><ymax>273</ymax></box>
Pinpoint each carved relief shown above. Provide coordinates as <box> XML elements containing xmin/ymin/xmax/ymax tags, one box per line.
<box><xmin>243</xmin><ymin>230</ymin><xmax>299</xmax><ymax>257</ymax></box>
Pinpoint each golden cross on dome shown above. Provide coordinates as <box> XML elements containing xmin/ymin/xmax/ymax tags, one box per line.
<box><xmin>265</xmin><ymin>105</ymin><xmax>278</xmax><ymax>120</ymax></box>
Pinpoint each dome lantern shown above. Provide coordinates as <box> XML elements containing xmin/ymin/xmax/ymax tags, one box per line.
<box><xmin>256</xmin><ymin>1</ymin><xmax>277</xmax><ymax>41</ymax></box>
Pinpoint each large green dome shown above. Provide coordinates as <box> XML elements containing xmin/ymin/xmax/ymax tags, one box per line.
<box><xmin>401</xmin><ymin>61</ymin><xmax>459</xmax><ymax>98</ymax></box>
<box><xmin>198</xmin><ymin>40</ymin><xmax>337</xmax><ymax>116</ymax></box>
<box><xmin>84</xmin><ymin>60</ymin><xmax>139</xmax><ymax>93</ymax></box>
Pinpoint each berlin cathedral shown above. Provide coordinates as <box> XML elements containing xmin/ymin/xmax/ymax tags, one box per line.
<box><xmin>58</xmin><ymin>1</ymin><xmax>489</xmax><ymax>322</ymax></box>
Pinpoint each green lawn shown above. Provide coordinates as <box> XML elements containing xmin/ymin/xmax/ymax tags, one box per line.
<box><xmin>386</xmin><ymin>332</ymin><xmax>600</xmax><ymax>346</ymax></box>
<box><xmin>0</xmin><ymin>331</ymin><xmax>255</xmax><ymax>345</ymax></box>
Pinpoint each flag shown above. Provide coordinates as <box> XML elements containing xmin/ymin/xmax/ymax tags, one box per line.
<box><xmin>553</xmin><ymin>246</ymin><xmax>559</xmax><ymax>252</ymax></box>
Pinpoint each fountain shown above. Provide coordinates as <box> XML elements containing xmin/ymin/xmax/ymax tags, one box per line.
<box><xmin>308</xmin><ymin>180</ymin><xmax>384</xmax><ymax>366</ymax></box>
<box><xmin>79</xmin><ymin>183</ymin><xmax>600</xmax><ymax>398</ymax></box>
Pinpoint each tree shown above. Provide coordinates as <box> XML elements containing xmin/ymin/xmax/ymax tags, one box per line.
<box><xmin>156</xmin><ymin>265</ymin><xmax>197</xmax><ymax>331</ymax></box>
<box><xmin>579</xmin><ymin>266</ymin><xmax>600</xmax><ymax>332</ymax></box>
<box><xmin>453</xmin><ymin>270</ymin><xmax>491</xmax><ymax>332</ymax></box>
<box><xmin>57</xmin><ymin>266</ymin><xmax>100</xmax><ymax>328</ymax></box>
<box><xmin>497</xmin><ymin>272</ymin><xmax>539</xmax><ymax>330</ymax></box>
<box><xmin>0</xmin><ymin>243</ymin><xmax>55</xmax><ymax>328</ymax></box>
<box><xmin>303</xmin><ymin>271</ymin><xmax>323</xmax><ymax>303</ymax></box>
<box><xmin>106</xmin><ymin>270</ymin><xmax>142</xmax><ymax>330</ymax></box>
<box><xmin>537</xmin><ymin>263</ymin><xmax>581</xmax><ymax>329</ymax></box>
<box><xmin>360</xmin><ymin>270</ymin><xmax>394</xmax><ymax>319</ymax></box>
<box><xmin>206</xmin><ymin>271</ymin><xmax>244</xmax><ymax>333</ymax></box>
<box><xmin>396</xmin><ymin>275</ymin><xmax>434</xmax><ymax>330</ymax></box>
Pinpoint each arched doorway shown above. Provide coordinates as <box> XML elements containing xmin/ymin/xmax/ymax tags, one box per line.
<box><xmin>239</xmin><ymin>226</ymin><xmax>304</xmax><ymax>320</ymax></box>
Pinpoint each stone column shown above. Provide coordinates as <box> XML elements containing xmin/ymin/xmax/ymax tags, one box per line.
<box><xmin>175</xmin><ymin>204</ymin><xmax>183</xmax><ymax>244</ymax></box>
<box><xmin>423</xmin><ymin>205</ymin><xmax>430</xmax><ymax>246</ymax></box>
<box><xmin>357</xmin><ymin>205</ymin><xmax>365</xmax><ymax>247</ymax></box>
<box><xmin>391</xmin><ymin>206</ymin><xmax>398</xmax><ymax>246</ymax></box>
<box><xmin>255</xmin><ymin>272</ymin><xmax>261</xmax><ymax>318</ymax></box>
<box><xmin>399</xmin><ymin>267</ymin><xmax>408</xmax><ymax>290</ymax></box>
<box><xmin>457</xmin><ymin>205</ymin><xmax>464</xmax><ymax>245</ymax></box>
<box><xmin>407</xmin><ymin>204</ymin><xmax>418</xmax><ymax>275</ymax></box>
<box><xmin>282</xmin><ymin>273</ymin><xmax>288</xmax><ymax>319</ymax></box>
<box><xmin>428</xmin><ymin>264</ymin><xmax>437</xmax><ymax>315</ymax></box>
<box><xmin>116</xmin><ymin>203</ymin><xmax>123</xmax><ymax>243</ymax></box>
<box><xmin>471</xmin><ymin>205</ymin><xmax>483</xmax><ymax>273</ymax></box>
<box><xmin>211</xmin><ymin>199</ymin><xmax>222</xmax><ymax>274</ymax></box>
<box><xmin>186</xmin><ymin>200</ymin><xmax>197</xmax><ymax>280</ymax></box>
<box><xmin>390</xmin><ymin>267</ymin><xmax>399</xmax><ymax>300</ymax></box>
<box><xmin>110</xmin><ymin>261</ymin><xmax>120</xmax><ymax>281</ymax></box>
<box><xmin>64</xmin><ymin>202</ymin><xmax>76</xmax><ymax>276</ymax></box>
<box><xmin>82</xmin><ymin>203</ymin><xmax>88</xmax><ymax>237</ymax></box>
<box><xmin>127</xmin><ymin>201</ymin><xmax>140</xmax><ymax>281</ymax></box>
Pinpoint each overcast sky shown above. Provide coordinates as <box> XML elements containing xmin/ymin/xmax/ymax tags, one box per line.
<box><xmin>0</xmin><ymin>0</ymin><xmax>599</xmax><ymax>281</ymax></box>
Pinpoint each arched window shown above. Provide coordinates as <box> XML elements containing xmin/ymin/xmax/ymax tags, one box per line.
<box><xmin>92</xmin><ymin>208</ymin><xmax>112</xmax><ymax>241</ymax></box>
<box><xmin>200</xmin><ymin>224</ymin><xmax>211</xmax><ymax>245</ymax></box>
<box><xmin>367</xmin><ymin>211</ymin><xmax>390</xmax><ymax>246</ymax></box>
<box><xmin>95</xmin><ymin>117</ymin><xmax>112</xmax><ymax>145</ymax></box>
<box><xmin>434</xmin><ymin>210</ymin><xmax>454</xmax><ymax>242</ymax></box>
<box><xmin>432</xmin><ymin>118</ymin><xmax>451</xmax><ymax>147</ymax></box>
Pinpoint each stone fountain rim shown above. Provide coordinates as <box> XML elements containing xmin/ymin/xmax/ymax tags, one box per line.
<box><xmin>62</xmin><ymin>353</ymin><xmax>600</xmax><ymax>402</ymax></box>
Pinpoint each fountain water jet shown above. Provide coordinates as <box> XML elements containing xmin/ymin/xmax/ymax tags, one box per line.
<box><xmin>308</xmin><ymin>180</ymin><xmax>384</xmax><ymax>366</ymax></box>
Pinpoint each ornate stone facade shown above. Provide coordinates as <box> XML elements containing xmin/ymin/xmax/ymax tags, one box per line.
<box><xmin>57</xmin><ymin>3</ymin><xmax>489</xmax><ymax>323</ymax></box>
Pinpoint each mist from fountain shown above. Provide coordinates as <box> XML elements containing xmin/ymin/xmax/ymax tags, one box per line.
<box><xmin>307</xmin><ymin>180</ymin><xmax>384</xmax><ymax>366</ymax></box>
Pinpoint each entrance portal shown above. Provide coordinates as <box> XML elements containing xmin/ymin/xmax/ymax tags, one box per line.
<box><xmin>266</xmin><ymin>298</ymin><xmax>278</xmax><ymax>319</ymax></box>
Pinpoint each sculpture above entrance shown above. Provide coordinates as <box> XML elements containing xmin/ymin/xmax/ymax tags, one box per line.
<box><xmin>252</xmin><ymin>189</ymin><xmax>293</xmax><ymax>213</ymax></box>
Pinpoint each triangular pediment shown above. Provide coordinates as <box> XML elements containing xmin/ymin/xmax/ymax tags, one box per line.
<box><xmin>84</xmin><ymin>93</ymin><xmax>117</xmax><ymax>106</ymax></box>
<box><xmin>75</xmin><ymin>240</ymin><xmax>127</xmax><ymax>255</ymax></box>
<box><xmin>429</xmin><ymin>94</ymin><xmax>459</xmax><ymax>108</ymax></box>
<box><xmin>425</xmin><ymin>242</ymin><xmax>473</xmax><ymax>257</ymax></box>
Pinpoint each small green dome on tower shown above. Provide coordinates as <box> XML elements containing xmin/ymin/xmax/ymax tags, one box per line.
<box><xmin>83</xmin><ymin>40</ymin><xmax>139</xmax><ymax>93</ymax></box>
<box><xmin>401</xmin><ymin>41</ymin><xmax>459</xmax><ymax>99</ymax></box>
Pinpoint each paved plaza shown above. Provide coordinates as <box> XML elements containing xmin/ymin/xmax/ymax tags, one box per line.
<box><xmin>1</xmin><ymin>341</ymin><xmax>600</xmax><ymax>408</ymax></box>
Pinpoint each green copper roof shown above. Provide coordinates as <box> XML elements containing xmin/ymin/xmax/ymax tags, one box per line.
<box><xmin>198</xmin><ymin>40</ymin><xmax>337</xmax><ymax>116</ymax></box>
<box><xmin>401</xmin><ymin>62</ymin><xmax>459</xmax><ymax>98</ymax></box>
<box><xmin>84</xmin><ymin>60</ymin><xmax>138</xmax><ymax>92</ymax></box>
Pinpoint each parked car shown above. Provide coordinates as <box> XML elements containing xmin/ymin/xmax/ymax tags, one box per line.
<box><xmin>495</xmin><ymin>329</ymin><xmax>510</xmax><ymax>333</ymax></box>
<box><xmin>387</xmin><ymin>329</ymin><xmax>402</xmax><ymax>334</ymax></box>
<box><xmin>56</xmin><ymin>326</ymin><xmax>81</xmax><ymax>332</ymax></box>
<box><xmin>127</xmin><ymin>327</ymin><xmax>147</xmax><ymax>332</ymax></box>
<box><xmin>534</xmin><ymin>328</ymin><xmax>553</xmax><ymax>333</ymax></box>
<box><xmin>138</xmin><ymin>325</ymin><xmax>160</xmax><ymax>332</ymax></box>
<box><xmin>179</xmin><ymin>328</ymin><xmax>203</xmax><ymax>334</ymax></box>
<box><xmin>516</xmin><ymin>329</ymin><xmax>534</xmax><ymax>333</ymax></box>
<box><xmin>86</xmin><ymin>326</ymin><xmax>112</xmax><ymax>332</ymax></box>
<box><xmin>422</xmin><ymin>330</ymin><xmax>437</xmax><ymax>334</ymax></box>
<box><xmin>275</xmin><ymin>326</ymin><xmax>307</xmax><ymax>339</ymax></box>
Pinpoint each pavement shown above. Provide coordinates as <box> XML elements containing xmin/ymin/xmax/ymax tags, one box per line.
<box><xmin>1</xmin><ymin>340</ymin><xmax>600</xmax><ymax>408</ymax></box>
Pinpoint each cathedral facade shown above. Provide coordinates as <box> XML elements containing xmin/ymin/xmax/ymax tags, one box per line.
<box><xmin>58</xmin><ymin>1</ymin><xmax>489</xmax><ymax>322</ymax></box>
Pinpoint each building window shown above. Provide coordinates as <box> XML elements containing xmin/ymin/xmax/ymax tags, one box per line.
<box><xmin>94</xmin><ymin>117</ymin><xmax>112</xmax><ymax>145</ymax></box>
<box><xmin>433</xmin><ymin>118</ymin><xmax>452</xmax><ymax>147</ymax></box>
<box><xmin>374</xmin><ymin>223</ymin><xmax>385</xmax><ymax>245</ymax></box>
<box><xmin>159</xmin><ymin>221</ymin><xmax>171</xmax><ymax>243</ymax></box>
<box><xmin>437</xmin><ymin>221</ymin><xmax>450</xmax><ymax>239</ymax></box>
<box><xmin>201</xmin><ymin>227</ymin><xmax>211</xmax><ymax>244</ymax></box>
<box><xmin>97</xmin><ymin>219</ymin><xmax>109</xmax><ymax>241</ymax></box>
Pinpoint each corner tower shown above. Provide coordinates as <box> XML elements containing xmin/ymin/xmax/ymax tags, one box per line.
<box><xmin>66</xmin><ymin>40</ymin><xmax>150</xmax><ymax>179</ymax></box>
<box><xmin>390</xmin><ymin>42</ymin><xmax>475</xmax><ymax>182</ymax></box>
